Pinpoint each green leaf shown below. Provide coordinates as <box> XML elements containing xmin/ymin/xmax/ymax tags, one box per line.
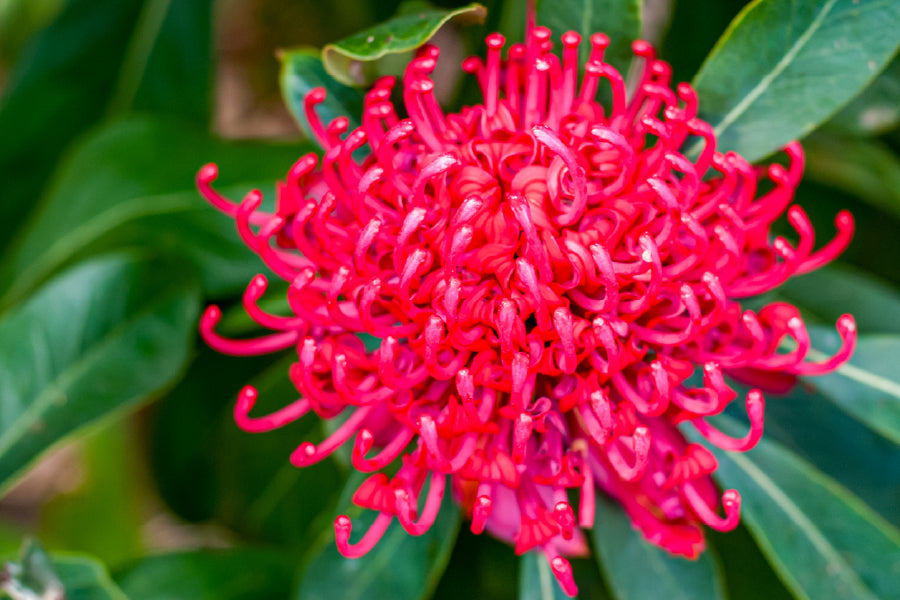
<box><xmin>518</xmin><ymin>552</ymin><xmax>569</xmax><ymax>600</ymax></box>
<box><xmin>0</xmin><ymin>0</ymin><xmax>145</xmax><ymax>249</ymax></box>
<box><xmin>691</xmin><ymin>0</ymin><xmax>900</xmax><ymax>163</ymax></box>
<box><xmin>149</xmin><ymin>349</ymin><xmax>274</xmax><ymax>524</ymax></box>
<box><xmin>536</xmin><ymin>0</ymin><xmax>642</xmax><ymax>74</ymax></box>
<box><xmin>758</xmin><ymin>383</ymin><xmax>900</xmax><ymax>525</ymax></box>
<box><xmin>689</xmin><ymin>415</ymin><xmax>900</xmax><ymax>600</ymax></box>
<box><xmin>296</xmin><ymin>474</ymin><xmax>461</xmax><ymax>600</ymax></box>
<box><xmin>591</xmin><ymin>494</ymin><xmax>726</xmax><ymax>600</ymax></box>
<box><xmin>803</xmin><ymin>134</ymin><xmax>900</xmax><ymax>221</ymax></box>
<box><xmin>773</xmin><ymin>265</ymin><xmax>900</xmax><ymax>335</ymax></box>
<box><xmin>2</xmin><ymin>540</ymin><xmax>127</xmax><ymax>600</ymax></box>
<box><xmin>826</xmin><ymin>55</ymin><xmax>900</xmax><ymax>136</ymax></box>
<box><xmin>115</xmin><ymin>549</ymin><xmax>294</xmax><ymax>600</ymax></box>
<box><xmin>109</xmin><ymin>0</ymin><xmax>213</xmax><ymax>122</ymax></box>
<box><xmin>279</xmin><ymin>48</ymin><xmax>366</xmax><ymax>142</ymax></box>
<box><xmin>322</xmin><ymin>3</ymin><xmax>486</xmax><ymax>86</ymax></box>
<box><xmin>804</xmin><ymin>330</ymin><xmax>900</xmax><ymax>445</ymax></box>
<box><xmin>0</xmin><ymin>116</ymin><xmax>310</xmax><ymax>309</ymax></box>
<box><xmin>0</xmin><ymin>254</ymin><xmax>200</xmax><ymax>494</ymax></box>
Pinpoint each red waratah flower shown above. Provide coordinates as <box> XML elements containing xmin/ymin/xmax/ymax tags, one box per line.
<box><xmin>197</xmin><ymin>24</ymin><xmax>856</xmax><ymax>597</ymax></box>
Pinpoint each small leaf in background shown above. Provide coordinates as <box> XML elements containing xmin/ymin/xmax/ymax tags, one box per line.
<box><xmin>114</xmin><ymin>549</ymin><xmax>294</xmax><ymax>600</ymax></box>
<box><xmin>536</xmin><ymin>0</ymin><xmax>642</xmax><ymax>74</ymax></box>
<box><xmin>109</xmin><ymin>0</ymin><xmax>213</xmax><ymax>122</ymax></box>
<box><xmin>826</xmin><ymin>55</ymin><xmax>900</xmax><ymax>136</ymax></box>
<box><xmin>0</xmin><ymin>254</ymin><xmax>200</xmax><ymax>494</ymax></box>
<box><xmin>322</xmin><ymin>3</ymin><xmax>486</xmax><ymax>86</ymax></box>
<box><xmin>692</xmin><ymin>0</ymin><xmax>900</xmax><ymax>163</ymax></box>
<box><xmin>688</xmin><ymin>415</ymin><xmax>900</xmax><ymax>600</ymax></box>
<box><xmin>2</xmin><ymin>540</ymin><xmax>127</xmax><ymax>600</ymax></box>
<box><xmin>0</xmin><ymin>0</ymin><xmax>144</xmax><ymax>249</ymax></box>
<box><xmin>805</xmin><ymin>329</ymin><xmax>900</xmax><ymax>445</ymax></box>
<box><xmin>519</xmin><ymin>551</ymin><xmax>569</xmax><ymax>600</ymax></box>
<box><xmin>804</xmin><ymin>134</ymin><xmax>900</xmax><ymax>221</ymax></box>
<box><xmin>591</xmin><ymin>494</ymin><xmax>726</xmax><ymax>600</ymax></box>
<box><xmin>279</xmin><ymin>48</ymin><xmax>365</xmax><ymax>142</ymax></box>
<box><xmin>0</xmin><ymin>117</ymin><xmax>310</xmax><ymax>308</ymax></box>
<box><xmin>296</xmin><ymin>474</ymin><xmax>461</xmax><ymax>600</ymax></box>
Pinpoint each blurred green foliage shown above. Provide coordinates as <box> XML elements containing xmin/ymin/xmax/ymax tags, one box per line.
<box><xmin>0</xmin><ymin>1</ymin><xmax>898</xmax><ymax>599</ymax></box>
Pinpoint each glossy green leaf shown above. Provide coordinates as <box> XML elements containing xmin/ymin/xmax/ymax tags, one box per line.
<box><xmin>115</xmin><ymin>549</ymin><xmax>294</xmax><ymax>600</ymax></box>
<box><xmin>804</xmin><ymin>330</ymin><xmax>900</xmax><ymax>445</ymax></box>
<box><xmin>707</xmin><ymin>525</ymin><xmax>794</xmax><ymax>600</ymax></box>
<box><xmin>774</xmin><ymin>265</ymin><xmax>900</xmax><ymax>335</ymax></box>
<box><xmin>279</xmin><ymin>48</ymin><xmax>366</xmax><ymax>142</ymax></box>
<box><xmin>109</xmin><ymin>0</ymin><xmax>213</xmax><ymax>122</ymax></box>
<box><xmin>536</xmin><ymin>0</ymin><xmax>642</xmax><ymax>74</ymax></box>
<box><xmin>0</xmin><ymin>254</ymin><xmax>200</xmax><ymax>494</ymax></box>
<box><xmin>2</xmin><ymin>540</ymin><xmax>127</xmax><ymax>600</ymax></box>
<box><xmin>0</xmin><ymin>0</ymin><xmax>144</xmax><ymax>249</ymax></box>
<box><xmin>0</xmin><ymin>117</ymin><xmax>309</xmax><ymax>310</ymax></box>
<box><xmin>691</xmin><ymin>415</ymin><xmax>900</xmax><ymax>600</ymax></box>
<box><xmin>322</xmin><ymin>3</ymin><xmax>486</xmax><ymax>86</ymax></box>
<box><xmin>827</xmin><ymin>56</ymin><xmax>900</xmax><ymax>135</ymax></box>
<box><xmin>592</xmin><ymin>494</ymin><xmax>726</xmax><ymax>600</ymax></box>
<box><xmin>691</xmin><ymin>0</ymin><xmax>900</xmax><ymax>162</ymax></box>
<box><xmin>518</xmin><ymin>552</ymin><xmax>569</xmax><ymax>600</ymax></box>
<box><xmin>758</xmin><ymin>383</ymin><xmax>900</xmax><ymax>525</ymax></box>
<box><xmin>804</xmin><ymin>134</ymin><xmax>900</xmax><ymax>221</ymax></box>
<box><xmin>296</xmin><ymin>474</ymin><xmax>461</xmax><ymax>600</ymax></box>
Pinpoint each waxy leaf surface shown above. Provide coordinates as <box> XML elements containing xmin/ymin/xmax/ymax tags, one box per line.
<box><xmin>692</xmin><ymin>0</ymin><xmax>900</xmax><ymax>162</ymax></box>
<box><xmin>536</xmin><ymin>0</ymin><xmax>642</xmax><ymax>74</ymax></box>
<box><xmin>518</xmin><ymin>552</ymin><xmax>569</xmax><ymax>600</ymax></box>
<box><xmin>592</xmin><ymin>494</ymin><xmax>726</xmax><ymax>600</ymax></box>
<box><xmin>692</xmin><ymin>416</ymin><xmax>900</xmax><ymax>600</ymax></box>
<box><xmin>323</xmin><ymin>3</ymin><xmax>487</xmax><ymax>86</ymax></box>
<box><xmin>0</xmin><ymin>255</ymin><xmax>199</xmax><ymax>493</ymax></box>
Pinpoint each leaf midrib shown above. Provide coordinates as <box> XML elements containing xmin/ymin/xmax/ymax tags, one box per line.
<box><xmin>0</xmin><ymin>276</ymin><xmax>188</xmax><ymax>483</ymax></box>
<box><xmin>727</xmin><ymin>451</ymin><xmax>880</xmax><ymax>600</ymax></box>
<box><xmin>704</xmin><ymin>0</ymin><xmax>839</xmax><ymax>138</ymax></box>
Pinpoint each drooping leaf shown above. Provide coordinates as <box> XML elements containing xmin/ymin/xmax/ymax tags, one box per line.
<box><xmin>591</xmin><ymin>494</ymin><xmax>726</xmax><ymax>600</ymax></box>
<box><xmin>804</xmin><ymin>329</ymin><xmax>900</xmax><ymax>445</ymax></box>
<box><xmin>518</xmin><ymin>552</ymin><xmax>569</xmax><ymax>600</ymax></box>
<box><xmin>0</xmin><ymin>254</ymin><xmax>200</xmax><ymax>494</ymax></box>
<box><xmin>688</xmin><ymin>415</ymin><xmax>900</xmax><ymax>600</ymax></box>
<box><xmin>691</xmin><ymin>0</ymin><xmax>900</xmax><ymax>162</ymax></box>
<box><xmin>2</xmin><ymin>540</ymin><xmax>127</xmax><ymax>600</ymax></box>
<box><xmin>296</xmin><ymin>474</ymin><xmax>461</xmax><ymax>600</ymax></box>
<box><xmin>279</xmin><ymin>48</ymin><xmax>366</xmax><ymax>143</ymax></box>
<box><xmin>115</xmin><ymin>549</ymin><xmax>294</xmax><ymax>600</ymax></box>
<box><xmin>803</xmin><ymin>134</ymin><xmax>900</xmax><ymax>221</ymax></box>
<box><xmin>536</xmin><ymin>0</ymin><xmax>642</xmax><ymax>74</ymax></box>
<box><xmin>826</xmin><ymin>55</ymin><xmax>900</xmax><ymax>136</ymax></box>
<box><xmin>0</xmin><ymin>117</ymin><xmax>310</xmax><ymax>309</ymax></box>
<box><xmin>322</xmin><ymin>3</ymin><xmax>487</xmax><ymax>86</ymax></box>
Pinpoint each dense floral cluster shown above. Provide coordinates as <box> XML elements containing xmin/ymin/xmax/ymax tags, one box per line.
<box><xmin>198</xmin><ymin>25</ymin><xmax>855</xmax><ymax>596</ymax></box>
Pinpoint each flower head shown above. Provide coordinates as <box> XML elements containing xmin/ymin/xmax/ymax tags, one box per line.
<box><xmin>198</xmin><ymin>25</ymin><xmax>855</xmax><ymax>597</ymax></box>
